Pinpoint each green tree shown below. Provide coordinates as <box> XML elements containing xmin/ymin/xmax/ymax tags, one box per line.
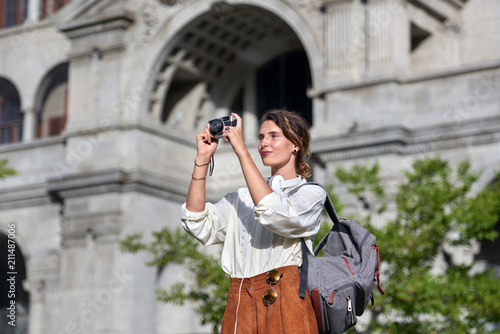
<box><xmin>121</xmin><ymin>157</ymin><xmax>500</xmax><ymax>333</ymax></box>
<box><xmin>0</xmin><ymin>159</ymin><xmax>16</xmax><ymax>178</ymax></box>
<box><xmin>335</xmin><ymin>157</ymin><xmax>500</xmax><ymax>333</ymax></box>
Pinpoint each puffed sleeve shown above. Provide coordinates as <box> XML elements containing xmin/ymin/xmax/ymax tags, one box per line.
<box><xmin>254</xmin><ymin>184</ymin><xmax>326</xmax><ymax>238</ymax></box>
<box><xmin>181</xmin><ymin>192</ymin><xmax>236</xmax><ymax>246</ymax></box>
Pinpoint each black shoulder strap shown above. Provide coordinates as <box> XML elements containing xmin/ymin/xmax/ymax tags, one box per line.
<box><xmin>298</xmin><ymin>182</ymin><xmax>340</xmax><ymax>298</ymax></box>
<box><xmin>299</xmin><ymin>238</ymin><xmax>309</xmax><ymax>298</ymax></box>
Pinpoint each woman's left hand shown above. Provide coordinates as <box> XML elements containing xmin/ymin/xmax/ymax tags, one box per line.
<box><xmin>222</xmin><ymin>113</ymin><xmax>247</xmax><ymax>156</ymax></box>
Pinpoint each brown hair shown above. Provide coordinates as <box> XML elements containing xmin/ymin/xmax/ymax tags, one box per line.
<box><xmin>261</xmin><ymin>109</ymin><xmax>312</xmax><ymax>179</ymax></box>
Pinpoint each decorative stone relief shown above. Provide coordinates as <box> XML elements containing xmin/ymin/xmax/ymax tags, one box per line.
<box><xmin>211</xmin><ymin>1</ymin><xmax>235</xmax><ymax>21</ymax></box>
<box><xmin>135</xmin><ymin>1</ymin><xmax>160</xmax><ymax>50</ymax></box>
<box><xmin>443</xmin><ymin>20</ymin><xmax>462</xmax><ymax>67</ymax></box>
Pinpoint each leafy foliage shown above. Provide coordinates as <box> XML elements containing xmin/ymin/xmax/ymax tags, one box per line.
<box><xmin>0</xmin><ymin>160</ymin><xmax>16</xmax><ymax>178</ymax></box>
<box><xmin>335</xmin><ymin>157</ymin><xmax>500</xmax><ymax>333</ymax></box>
<box><xmin>121</xmin><ymin>157</ymin><xmax>500</xmax><ymax>333</ymax></box>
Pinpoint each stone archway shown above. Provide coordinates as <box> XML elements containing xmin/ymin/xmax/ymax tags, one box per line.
<box><xmin>145</xmin><ymin>1</ymin><xmax>321</xmax><ymax>137</ymax></box>
<box><xmin>34</xmin><ymin>63</ymin><xmax>69</xmax><ymax>139</ymax></box>
<box><xmin>0</xmin><ymin>78</ymin><xmax>23</xmax><ymax>144</ymax></box>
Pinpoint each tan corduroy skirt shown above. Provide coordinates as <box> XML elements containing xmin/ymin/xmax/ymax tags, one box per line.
<box><xmin>221</xmin><ymin>265</ymin><xmax>319</xmax><ymax>334</ymax></box>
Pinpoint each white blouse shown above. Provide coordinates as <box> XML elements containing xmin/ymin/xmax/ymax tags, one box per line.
<box><xmin>181</xmin><ymin>179</ymin><xmax>327</xmax><ymax>278</ymax></box>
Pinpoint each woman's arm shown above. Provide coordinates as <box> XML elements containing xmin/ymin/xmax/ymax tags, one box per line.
<box><xmin>222</xmin><ymin>113</ymin><xmax>272</xmax><ymax>206</ymax></box>
<box><xmin>185</xmin><ymin>124</ymin><xmax>219</xmax><ymax>212</ymax></box>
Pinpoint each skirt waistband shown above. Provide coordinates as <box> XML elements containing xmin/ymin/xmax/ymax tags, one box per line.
<box><xmin>229</xmin><ymin>265</ymin><xmax>300</xmax><ymax>293</ymax></box>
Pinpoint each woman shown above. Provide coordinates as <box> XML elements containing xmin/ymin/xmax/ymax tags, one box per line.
<box><xmin>182</xmin><ymin>109</ymin><xmax>326</xmax><ymax>333</ymax></box>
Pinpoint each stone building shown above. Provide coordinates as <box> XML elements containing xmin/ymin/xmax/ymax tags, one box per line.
<box><xmin>0</xmin><ymin>0</ymin><xmax>499</xmax><ymax>333</ymax></box>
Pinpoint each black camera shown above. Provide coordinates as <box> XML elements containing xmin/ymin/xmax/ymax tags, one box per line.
<box><xmin>208</xmin><ymin>115</ymin><xmax>237</xmax><ymax>139</ymax></box>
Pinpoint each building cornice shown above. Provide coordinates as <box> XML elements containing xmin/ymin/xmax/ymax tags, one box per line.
<box><xmin>0</xmin><ymin>136</ymin><xmax>65</xmax><ymax>154</ymax></box>
<box><xmin>0</xmin><ymin>168</ymin><xmax>189</xmax><ymax>210</ymax></box>
<box><xmin>57</xmin><ymin>10</ymin><xmax>134</xmax><ymax>40</ymax></box>
<box><xmin>308</xmin><ymin>60</ymin><xmax>500</xmax><ymax>97</ymax></box>
<box><xmin>46</xmin><ymin>168</ymin><xmax>188</xmax><ymax>203</ymax></box>
<box><xmin>312</xmin><ymin>115</ymin><xmax>500</xmax><ymax>163</ymax></box>
<box><xmin>0</xmin><ymin>121</ymin><xmax>197</xmax><ymax>154</ymax></box>
<box><xmin>0</xmin><ymin>20</ymin><xmax>52</xmax><ymax>40</ymax></box>
<box><xmin>0</xmin><ymin>183</ymin><xmax>52</xmax><ymax>210</ymax></box>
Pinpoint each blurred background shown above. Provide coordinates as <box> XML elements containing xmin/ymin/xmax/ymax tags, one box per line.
<box><xmin>0</xmin><ymin>0</ymin><xmax>499</xmax><ymax>333</ymax></box>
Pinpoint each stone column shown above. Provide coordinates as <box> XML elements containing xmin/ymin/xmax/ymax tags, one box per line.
<box><xmin>59</xmin><ymin>10</ymin><xmax>134</xmax><ymax>134</ymax></box>
<box><xmin>58</xmin><ymin>229</ymin><xmax>123</xmax><ymax>334</ymax></box>
<box><xmin>26</xmin><ymin>279</ymin><xmax>45</xmax><ymax>334</ymax></box>
<box><xmin>26</xmin><ymin>250</ymin><xmax>60</xmax><ymax>334</ymax></box>
<box><xmin>28</xmin><ymin>0</ymin><xmax>41</xmax><ymax>21</ymax></box>
<box><xmin>366</xmin><ymin>0</ymin><xmax>410</xmax><ymax>77</ymax></box>
<box><xmin>310</xmin><ymin>94</ymin><xmax>326</xmax><ymax>136</ymax></box>
<box><xmin>323</xmin><ymin>0</ymin><xmax>366</xmax><ymax>81</ymax></box>
<box><xmin>444</xmin><ymin>20</ymin><xmax>461</xmax><ymax>67</ymax></box>
<box><xmin>54</xmin><ymin>7</ymin><xmax>142</xmax><ymax>334</ymax></box>
<box><xmin>46</xmin><ymin>170</ymin><xmax>159</xmax><ymax>334</ymax></box>
<box><xmin>22</xmin><ymin>108</ymin><xmax>36</xmax><ymax>142</ymax></box>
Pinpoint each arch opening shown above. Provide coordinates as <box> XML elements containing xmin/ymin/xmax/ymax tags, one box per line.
<box><xmin>149</xmin><ymin>4</ymin><xmax>313</xmax><ymax>136</ymax></box>
<box><xmin>0</xmin><ymin>78</ymin><xmax>23</xmax><ymax>144</ymax></box>
<box><xmin>35</xmin><ymin>63</ymin><xmax>69</xmax><ymax>139</ymax></box>
<box><xmin>256</xmin><ymin>49</ymin><xmax>312</xmax><ymax>126</ymax></box>
<box><xmin>0</xmin><ymin>231</ymin><xmax>29</xmax><ymax>334</ymax></box>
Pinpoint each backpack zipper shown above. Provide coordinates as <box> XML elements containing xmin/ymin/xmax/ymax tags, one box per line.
<box><xmin>347</xmin><ymin>296</ymin><xmax>354</xmax><ymax>324</ymax></box>
<box><xmin>329</xmin><ymin>283</ymin><xmax>355</xmax><ymax>304</ymax></box>
<box><xmin>341</xmin><ymin>256</ymin><xmax>355</xmax><ymax>275</ymax></box>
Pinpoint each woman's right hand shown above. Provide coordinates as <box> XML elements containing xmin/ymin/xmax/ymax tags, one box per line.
<box><xmin>195</xmin><ymin>123</ymin><xmax>219</xmax><ymax>162</ymax></box>
<box><xmin>187</xmin><ymin>124</ymin><xmax>217</xmax><ymax>213</ymax></box>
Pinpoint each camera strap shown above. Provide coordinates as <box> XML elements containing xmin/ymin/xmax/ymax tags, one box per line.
<box><xmin>209</xmin><ymin>155</ymin><xmax>214</xmax><ymax>176</ymax></box>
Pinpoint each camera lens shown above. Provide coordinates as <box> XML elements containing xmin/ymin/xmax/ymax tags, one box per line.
<box><xmin>209</xmin><ymin>119</ymin><xmax>224</xmax><ymax>134</ymax></box>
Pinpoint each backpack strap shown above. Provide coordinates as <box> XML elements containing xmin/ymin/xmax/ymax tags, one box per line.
<box><xmin>299</xmin><ymin>238</ymin><xmax>310</xmax><ymax>298</ymax></box>
<box><xmin>298</xmin><ymin>182</ymin><xmax>341</xmax><ymax>298</ymax></box>
<box><xmin>305</xmin><ymin>182</ymin><xmax>340</xmax><ymax>223</ymax></box>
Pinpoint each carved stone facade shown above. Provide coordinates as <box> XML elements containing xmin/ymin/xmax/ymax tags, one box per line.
<box><xmin>0</xmin><ymin>0</ymin><xmax>499</xmax><ymax>333</ymax></box>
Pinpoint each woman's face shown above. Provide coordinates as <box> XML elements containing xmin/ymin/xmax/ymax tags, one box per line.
<box><xmin>258</xmin><ymin>120</ymin><xmax>297</xmax><ymax>173</ymax></box>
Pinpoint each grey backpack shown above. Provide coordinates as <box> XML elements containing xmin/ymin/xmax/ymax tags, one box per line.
<box><xmin>298</xmin><ymin>184</ymin><xmax>385</xmax><ymax>334</ymax></box>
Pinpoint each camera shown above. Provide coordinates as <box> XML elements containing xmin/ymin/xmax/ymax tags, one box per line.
<box><xmin>208</xmin><ymin>115</ymin><xmax>237</xmax><ymax>139</ymax></box>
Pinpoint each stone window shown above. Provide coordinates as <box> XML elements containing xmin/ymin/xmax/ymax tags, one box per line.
<box><xmin>0</xmin><ymin>79</ymin><xmax>23</xmax><ymax>144</ymax></box>
<box><xmin>0</xmin><ymin>0</ymin><xmax>28</xmax><ymax>28</ymax></box>
<box><xmin>37</xmin><ymin>63</ymin><xmax>68</xmax><ymax>138</ymax></box>
<box><xmin>38</xmin><ymin>84</ymin><xmax>68</xmax><ymax>138</ymax></box>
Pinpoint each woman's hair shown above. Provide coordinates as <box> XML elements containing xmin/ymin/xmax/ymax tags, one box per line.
<box><xmin>261</xmin><ymin>109</ymin><xmax>312</xmax><ymax>179</ymax></box>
